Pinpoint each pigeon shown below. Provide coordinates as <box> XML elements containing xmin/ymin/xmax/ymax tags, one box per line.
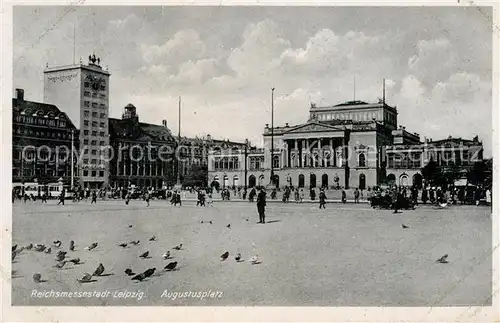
<box><xmin>221</xmin><ymin>251</ymin><xmax>229</xmax><ymax>261</ymax></box>
<box><xmin>149</xmin><ymin>236</ymin><xmax>156</xmax><ymax>241</ymax></box>
<box><xmin>209</xmin><ymin>221</ymin><xmax>213</xmax><ymax>224</ymax></box>
<box><xmin>55</xmin><ymin>252</ymin><xmax>67</xmax><ymax>262</ymax></box>
<box><xmin>143</xmin><ymin>268</ymin><xmax>156</xmax><ymax>278</ymax></box>
<box><xmin>69</xmin><ymin>257</ymin><xmax>81</xmax><ymax>265</ymax></box>
<box><xmin>250</xmin><ymin>255</ymin><xmax>261</xmax><ymax>264</ymax></box>
<box><xmin>164</xmin><ymin>261</ymin><xmax>177</xmax><ymax>271</ymax></box>
<box><xmin>33</xmin><ymin>273</ymin><xmax>42</xmax><ymax>283</ymax></box>
<box><xmin>26</xmin><ymin>243</ymin><xmax>33</xmax><ymax>250</ymax></box>
<box><xmin>34</xmin><ymin>244</ymin><xmax>46</xmax><ymax>252</ymax></box>
<box><xmin>45</xmin><ymin>247</ymin><xmax>51</xmax><ymax>254</ymax></box>
<box><xmin>129</xmin><ymin>225</ymin><xmax>133</xmax><ymax>228</ymax></box>
<box><xmin>163</xmin><ymin>251</ymin><xmax>171</xmax><ymax>259</ymax></box>
<box><xmin>436</xmin><ymin>254</ymin><xmax>449</xmax><ymax>264</ymax></box>
<box><xmin>227</xmin><ymin>224</ymin><xmax>231</xmax><ymax>228</ymax></box>
<box><xmin>119</xmin><ymin>243</ymin><xmax>128</xmax><ymax>248</ymax></box>
<box><xmin>131</xmin><ymin>272</ymin><xmax>146</xmax><ymax>281</ymax></box>
<box><xmin>53</xmin><ymin>240</ymin><xmax>62</xmax><ymax>248</ymax></box>
<box><xmin>201</xmin><ymin>220</ymin><xmax>204</xmax><ymax>223</ymax></box>
<box><xmin>402</xmin><ymin>224</ymin><xmax>409</xmax><ymax>229</ymax></box>
<box><xmin>69</xmin><ymin>240</ymin><xmax>75</xmax><ymax>251</ymax></box>
<box><xmin>77</xmin><ymin>273</ymin><xmax>93</xmax><ymax>283</ymax></box>
<box><xmin>173</xmin><ymin>244</ymin><xmax>183</xmax><ymax>250</ymax></box>
<box><xmin>12</xmin><ymin>245</ymin><xmax>17</xmax><ymax>252</ymax></box>
<box><xmin>93</xmin><ymin>263</ymin><xmax>105</xmax><ymax>276</ymax></box>
<box><xmin>131</xmin><ymin>268</ymin><xmax>156</xmax><ymax>281</ymax></box>
<box><xmin>139</xmin><ymin>251</ymin><xmax>149</xmax><ymax>259</ymax></box>
<box><xmin>125</xmin><ymin>268</ymin><xmax>135</xmax><ymax>276</ymax></box>
<box><xmin>130</xmin><ymin>240</ymin><xmax>140</xmax><ymax>246</ymax></box>
<box><xmin>235</xmin><ymin>253</ymin><xmax>242</xmax><ymax>262</ymax></box>
<box><xmin>245</xmin><ymin>218</ymin><xmax>249</xmax><ymax>222</ymax></box>
<box><xmin>54</xmin><ymin>261</ymin><xmax>67</xmax><ymax>269</ymax></box>
<box><xmin>85</xmin><ymin>242</ymin><xmax>98</xmax><ymax>251</ymax></box>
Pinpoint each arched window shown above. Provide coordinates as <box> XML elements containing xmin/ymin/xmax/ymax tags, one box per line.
<box><xmin>358</xmin><ymin>153</ymin><xmax>366</xmax><ymax>167</ymax></box>
<box><xmin>359</xmin><ymin>174</ymin><xmax>366</xmax><ymax>190</ymax></box>
<box><xmin>321</xmin><ymin>174</ymin><xmax>328</xmax><ymax>188</ymax></box>
<box><xmin>272</xmin><ymin>155</ymin><xmax>280</xmax><ymax>169</ymax></box>
<box><xmin>310</xmin><ymin>173</ymin><xmax>317</xmax><ymax>188</ymax></box>
<box><xmin>248</xmin><ymin>175</ymin><xmax>256</xmax><ymax>188</ymax></box>
<box><xmin>298</xmin><ymin>174</ymin><xmax>305</xmax><ymax>188</ymax></box>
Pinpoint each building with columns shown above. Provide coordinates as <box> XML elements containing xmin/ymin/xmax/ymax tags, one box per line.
<box><xmin>207</xmin><ymin>99</ymin><xmax>484</xmax><ymax>190</ymax></box>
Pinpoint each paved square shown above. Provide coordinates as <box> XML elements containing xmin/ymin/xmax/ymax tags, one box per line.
<box><xmin>11</xmin><ymin>200</ymin><xmax>492</xmax><ymax>306</ymax></box>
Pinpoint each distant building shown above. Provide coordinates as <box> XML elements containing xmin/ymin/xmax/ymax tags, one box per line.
<box><xmin>207</xmin><ymin>99</ymin><xmax>484</xmax><ymax>189</ymax></box>
<box><xmin>108</xmin><ymin>104</ymin><xmax>177</xmax><ymax>189</ymax></box>
<box><xmin>43</xmin><ymin>54</ymin><xmax>111</xmax><ymax>188</ymax></box>
<box><xmin>385</xmin><ymin>135</ymin><xmax>484</xmax><ymax>188</ymax></box>
<box><xmin>12</xmin><ymin>89</ymin><xmax>79</xmax><ymax>185</ymax></box>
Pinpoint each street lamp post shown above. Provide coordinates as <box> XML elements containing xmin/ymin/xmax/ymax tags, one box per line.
<box><xmin>269</xmin><ymin>87</ymin><xmax>275</xmax><ymax>188</ymax></box>
<box><xmin>175</xmin><ymin>96</ymin><xmax>182</xmax><ymax>190</ymax></box>
<box><xmin>244</xmin><ymin>138</ymin><xmax>249</xmax><ymax>190</ymax></box>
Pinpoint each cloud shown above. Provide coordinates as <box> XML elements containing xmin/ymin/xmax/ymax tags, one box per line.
<box><xmin>141</xmin><ymin>29</ymin><xmax>206</xmax><ymax>64</ymax></box>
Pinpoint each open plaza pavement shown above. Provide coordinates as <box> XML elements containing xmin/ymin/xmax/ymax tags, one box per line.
<box><xmin>11</xmin><ymin>199</ymin><xmax>492</xmax><ymax>306</ymax></box>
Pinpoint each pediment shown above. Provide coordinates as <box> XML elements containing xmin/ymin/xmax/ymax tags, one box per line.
<box><xmin>285</xmin><ymin>122</ymin><xmax>343</xmax><ymax>134</ymax></box>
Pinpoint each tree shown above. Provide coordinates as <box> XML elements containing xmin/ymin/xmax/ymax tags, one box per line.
<box><xmin>421</xmin><ymin>157</ymin><xmax>442</xmax><ymax>186</ymax></box>
<box><xmin>467</xmin><ymin>160</ymin><xmax>487</xmax><ymax>186</ymax></box>
<box><xmin>183</xmin><ymin>164</ymin><xmax>208</xmax><ymax>188</ymax></box>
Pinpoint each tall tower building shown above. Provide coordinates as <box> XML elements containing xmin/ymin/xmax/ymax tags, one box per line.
<box><xmin>43</xmin><ymin>54</ymin><xmax>111</xmax><ymax>189</ymax></box>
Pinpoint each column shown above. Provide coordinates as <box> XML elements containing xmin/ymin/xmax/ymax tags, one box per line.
<box><xmin>318</xmin><ymin>138</ymin><xmax>322</xmax><ymax>167</ymax></box>
<box><xmin>329</xmin><ymin>138</ymin><xmax>334</xmax><ymax>167</ymax></box>
<box><xmin>294</xmin><ymin>139</ymin><xmax>298</xmax><ymax>168</ymax></box>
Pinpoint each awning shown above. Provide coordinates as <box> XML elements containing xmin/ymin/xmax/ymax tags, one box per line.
<box><xmin>454</xmin><ymin>179</ymin><xmax>474</xmax><ymax>186</ymax></box>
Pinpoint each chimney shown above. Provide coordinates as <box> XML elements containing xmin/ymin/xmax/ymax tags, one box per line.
<box><xmin>16</xmin><ymin>89</ymin><xmax>24</xmax><ymax>102</ymax></box>
<box><xmin>285</xmin><ymin>123</ymin><xmax>289</xmax><ymax>127</ymax></box>
<box><xmin>162</xmin><ymin>119</ymin><xmax>167</xmax><ymax>128</ymax></box>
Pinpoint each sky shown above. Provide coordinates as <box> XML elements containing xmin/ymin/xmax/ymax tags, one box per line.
<box><xmin>13</xmin><ymin>6</ymin><xmax>493</xmax><ymax>156</ymax></box>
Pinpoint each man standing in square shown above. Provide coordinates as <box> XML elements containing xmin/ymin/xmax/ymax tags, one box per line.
<box><xmin>257</xmin><ymin>188</ymin><xmax>267</xmax><ymax>224</ymax></box>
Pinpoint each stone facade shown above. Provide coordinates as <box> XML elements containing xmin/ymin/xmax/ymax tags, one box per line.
<box><xmin>43</xmin><ymin>55</ymin><xmax>111</xmax><ymax>189</ymax></box>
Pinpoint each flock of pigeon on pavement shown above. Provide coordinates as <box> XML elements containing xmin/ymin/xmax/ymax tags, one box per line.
<box><xmin>12</xmin><ymin>220</ymin><xmax>263</xmax><ymax>285</ymax></box>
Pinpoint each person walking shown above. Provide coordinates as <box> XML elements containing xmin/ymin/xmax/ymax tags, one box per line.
<box><xmin>319</xmin><ymin>189</ymin><xmax>327</xmax><ymax>209</ymax></box>
<box><xmin>300</xmin><ymin>189</ymin><xmax>304</xmax><ymax>203</ymax></box>
<box><xmin>341</xmin><ymin>189</ymin><xmax>347</xmax><ymax>204</ymax></box>
<box><xmin>91</xmin><ymin>190</ymin><xmax>97</xmax><ymax>204</ymax></box>
<box><xmin>392</xmin><ymin>188</ymin><xmax>399</xmax><ymax>214</ymax></box>
<box><xmin>294</xmin><ymin>189</ymin><xmax>300</xmax><ymax>203</ymax></box>
<box><xmin>145</xmin><ymin>191</ymin><xmax>150</xmax><ymax>207</ymax></box>
<box><xmin>256</xmin><ymin>188</ymin><xmax>267</xmax><ymax>224</ymax></box>
<box><xmin>125</xmin><ymin>192</ymin><xmax>131</xmax><ymax>205</ymax></box>
<box><xmin>354</xmin><ymin>188</ymin><xmax>360</xmax><ymax>204</ymax></box>
<box><xmin>41</xmin><ymin>190</ymin><xmax>48</xmax><ymax>203</ymax></box>
<box><xmin>57</xmin><ymin>189</ymin><xmax>65</xmax><ymax>206</ymax></box>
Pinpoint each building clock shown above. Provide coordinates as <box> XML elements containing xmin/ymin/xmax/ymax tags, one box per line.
<box><xmin>86</xmin><ymin>74</ymin><xmax>105</xmax><ymax>91</ymax></box>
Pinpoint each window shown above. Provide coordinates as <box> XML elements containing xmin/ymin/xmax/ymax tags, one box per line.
<box><xmin>91</xmin><ymin>159</ymin><xmax>97</xmax><ymax>165</ymax></box>
<box><xmin>91</xmin><ymin>140</ymin><xmax>97</xmax><ymax>145</ymax></box>
<box><xmin>100</xmin><ymin>122</ymin><xmax>105</xmax><ymax>128</ymax></box>
<box><xmin>92</xmin><ymin>92</ymin><xmax>98</xmax><ymax>98</ymax></box>
<box><xmin>84</xmin><ymin>82</ymin><xmax>89</xmax><ymax>88</ymax></box>
<box><xmin>84</xmin><ymin>110</ymin><xmax>90</xmax><ymax>117</ymax></box>
<box><xmin>99</xmin><ymin>141</ymin><xmax>105</xmax><ymax>146</ymax></box>
<box><xmin>83</xmin><ymin>159</ymin><xmax>89</xmax><ymax>164</ymax></box>
<box><xmin>92</xmin><ymin>103</ymin><xmax>98</xmax><ymax>108</ymax></box>
<box><xmin>84</xmin><ymin>130</ymin><xmax>89</xmax><ymax>135</ymax></box>
<box><xmin>84</xmin><ymin>91</ymin><xmax>90</xmax><ymax>97</ymax></box>
<box><xmin>92</xmin><ymin>131</ymin><xmax>97</xmax><ymax>136</ymax></box>
<box><xmin>272</xmin><ymin>155</ymin><xmax>280</xmax><ymax>169</ymax></box>
<box><xmin>100</xmin><ymin>104</ymin><xmax>105</xmax><ymax>109</ymax></box>
<box><xmin>84</xmin><ymin>120</ymin><xmax>89</xmax><ymax>126</ymax></box>
<box><xmin>358</xmin><ymin>153</ymin><xmax>366</xmax><ymax>167</ymax></box>
<box><xmin>99</xmin><ymin>171</ymin><xmax>104</xmax><ymax>177</ymax></box>
<box><xmin>83</xmin><ymin>170</ymin><xmax>89</xmax><ymax>176</ymax></box>
<box><xmin>99</xmin><ymin>131</ymin><xmax>105</xmax><ymax>136</ymax></box>
<box><xmin>100</xmin><ymin>94</ymin><xmax>106</xmax><ymax>99</ymax></box>
<box><xmin>83</xmin><ymin>139</ymin><xmax>88</xmax><ymax>144</ymax></box>
<box><xmin>84</xmin><ymin>101</ymin><xmax>90</xmax><ymax>107</ymax></box>
<box><xmin>91</xmin><ymin>150</ymin><xmax>97</xmax><ymax>156</ymax></box>
<box><xmin>91</xmin><ymin>170</ymin><xmax>97</xmax><ymax>177</ymax></box>
<box><xmin>100</xmin><ymin>85</ymin><xmax>106</xmax><ymax>91</ymax></box>
<box><xmin>92</xmin><ymin>121</ymin><xmax>98</xmax><ymax>127</ymax></box>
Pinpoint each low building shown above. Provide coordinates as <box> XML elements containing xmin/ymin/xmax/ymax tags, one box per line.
<box><xmin>12</xmin><ymin>89</ymin><xmax>79</xmax><ymax>186</ymax></box>
<box><xmin>384</xmin><ymin>135</ymin><xmax>484</xmax><ymax>188</ymax></box>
